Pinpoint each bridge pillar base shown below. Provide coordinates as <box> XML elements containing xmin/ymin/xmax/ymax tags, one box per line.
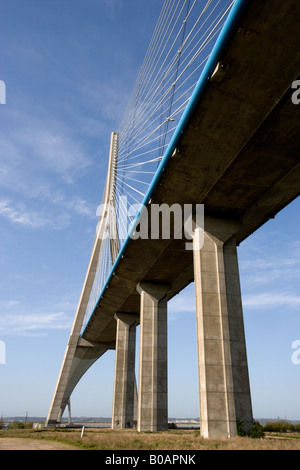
<box><xmin>136</xmin><ymin>282</ymin><xmax>170</xmax><ymax>432</ymax></box>
<box><xmin>45</xmin><ymin>420</ymin><xmax>59</xmax><ymax>428</ymax></box>
<box><xmin>193</xmin><ymin>217</ymin><xmax>253</xmax><ymax>438</ymax></box>
<box><xmin>112</xmin><ymin>313</ymin><xmax>139</xmax><ymax>429</ymax></box>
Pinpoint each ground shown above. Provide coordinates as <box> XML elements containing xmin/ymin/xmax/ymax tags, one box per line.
<box><xmin>1</xmin><ymin>428</ymin><xmax>300</xmax><ymax>450</ymax></box>
<box><xmin>0</xmin><ymin>437</ymin><xmax>78</xmax><ymax>450</ymax></box>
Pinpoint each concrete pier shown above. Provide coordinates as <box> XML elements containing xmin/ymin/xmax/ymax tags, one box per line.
<box><xmin>112</xmin><ymin>313</ymin><xmax>139</xmax><ymax>429</ymax></box>
<box><xmin>136</xmin><ymin>282</ymin><xmax>170</xmax><ymax>432</ymax></box>
<box><xmin>193</xmin><ymin>217</ymin><xmax>253</xmax><ymax>438</ymax></box>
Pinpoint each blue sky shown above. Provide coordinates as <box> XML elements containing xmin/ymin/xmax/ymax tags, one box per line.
<box><xmin>0</xmin><ymin>0</ymin><xmax>299</xmax><ymax>421</ymax></box>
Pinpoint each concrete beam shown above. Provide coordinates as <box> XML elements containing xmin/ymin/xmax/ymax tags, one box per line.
<box><xmin>193</xmin><ymin>217</ymin><xmax>253</xmax><ymax>438</ymax></box>
<box><xmin>136</xmin><ymin>283</ymin><xmax>170</xmax><ymax>432</ymax></box>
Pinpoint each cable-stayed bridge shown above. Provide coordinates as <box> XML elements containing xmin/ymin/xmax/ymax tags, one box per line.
<box><xmin>46</xmin><ymin>0</ymin><xmax>300</xmax><ymax>438</ymax></box>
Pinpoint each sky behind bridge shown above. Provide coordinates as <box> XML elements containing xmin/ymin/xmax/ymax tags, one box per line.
<box><xmin>0</xmin><ymin>0</ymin><xmax>299</xmax><ymax>421</ymax></box>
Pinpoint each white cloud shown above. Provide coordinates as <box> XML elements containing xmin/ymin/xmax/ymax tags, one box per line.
<box><xmin>0</xmin><ymin>312</ymin><xmax>72</xmax><ymax>337</ymax></box>
<box><xmin>243</xmin><ymin>292</ymin><xmax>300</xmax><ymax>309</ymax></box>
<box><xmin>81</xmin><ymin>75</ymin><xmax>132</xmax><ymax>127</ymax></box>
<box><xmin>239</xmin><ymin>237</ymin><xmax>300</xmax><ymax>291</ymax></box>
<box><xmin>26</xmin><ymin>186</ymin><xmax>95</xmax><ymax>219</ymax></box>
<box><xmin>0</xmin><ymin>199</ymin><xmax>70</xmax><ymax>230</ymax></box>
<box><xmin>0</xmin><ymin>105</ymin><xmax>98</xmax><ymax>231</ymax></box>
<box><xmin>1</xmin><ymin>300</ymin><xmax>21</xmax><ymax>309</ymax></box>
<box><xmin>0</xmin><ymin>199</ymin><xmax>50</xmax><ymax>229</ymax></box>
<box><xmin>103</xmin><ymin>0</ymin><xmax>122</xmax><ymax>21</ymax></box>
<box><xmin>0</xmin><ymin>299</ymin><xmax>74</xmax><ymax>337</ymax></box>
<box><xmin>63</xmin><ymin>195</ymin><xmax>95</xmax><ymax>218</ymax></box>
<box><xmin>168</xmin><ymin>285</ymin><xmax>196</xmax><ymax>322</ymax></box>
<box><xmin>28</xmin><ymin>128</ymin><xmax>91</xmax><ymax>184</ymax></box>
<box><xmin>169</xmin><ymin>291</ymin><xmax>195</xmax><ymax>313</ymax></box>
<box><xmin>0</xmin><ymin>109</ymin><xmax>91</xmax><ymax>186</ymax></box>
<box><xmin>0</xmin><ymin>181</ymin><xmax>95</xmax><ymax>231</ymax></box>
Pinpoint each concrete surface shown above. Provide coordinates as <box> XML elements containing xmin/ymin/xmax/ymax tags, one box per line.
<box><xmin>112</xmin><ymin>314</ymin><xmax>138</xmax><ymax>429</ymax></box>
<box><xmin>136</xmin><ymin>283</ymin><xmax>170</xmax><ymax>432</ymax></box>
<box><xmin>193</xmin><ymin>218</ymin><xmax>253</xmax><ymax>438</ymax></box>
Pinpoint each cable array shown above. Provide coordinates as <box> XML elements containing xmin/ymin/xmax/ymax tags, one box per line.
<box><xmin>81</xmin><ymin>0</ymin><xmax>234</xmax><ymax>332</ymax></box>
<box><xmin>115</xmin><ymin>0</ymin><xmax>233</xmax><ymax>237</ymax></box>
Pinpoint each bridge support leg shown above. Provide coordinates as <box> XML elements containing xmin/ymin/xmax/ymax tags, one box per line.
<box><xmin>193</xmin><ymin>217</ymin><xmax>253</xmax><ymax>438</ymax></box>
<box><xmin>136</xmin><ymin>282</ymin><xmax>170</xmax><ymax>432</ymax></box>
<box><xmin>67</xmin><ymin>399</ymin><xmax>72</xmax><ymax>425</ymax></box>
<box><xmin>112</xmin><ymin>313</ymin><xmax>139</xmax><ymax>429</ymax></box>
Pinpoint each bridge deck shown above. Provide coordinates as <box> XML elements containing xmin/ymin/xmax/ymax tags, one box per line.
<box><xmin>82</xmin><ymin>0</ymin><xmax>300</xmax><ymax>348</ymax></box>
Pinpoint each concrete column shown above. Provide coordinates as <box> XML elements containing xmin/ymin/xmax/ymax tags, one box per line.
<box><xmin>136</xmin><ymin>282</ymin><xmax>170</xmax><ymax>432</ymax></box>
<box><xmin>67</xmin><ymin>399</ymin><xmax>72</xmax><ymax>425</ymax></box>
<box><xmin>112</xmin><ymin>313</ymin><xmax>139</xmax><ymax>429</ymax></box>
<box><xmin>193</xmin><ymin>217</ymin><xmax>253</xmax><ymax>438</ymax></box>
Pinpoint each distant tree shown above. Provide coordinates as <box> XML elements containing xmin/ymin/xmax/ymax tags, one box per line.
<box><xmin>11</xmin><ymin>420</ymin><xmax>24</xmax><ymax>429</ymax></box>
<box><xmin>294</xmin><ymin>423</ymin><xmax>300</xmax><ymax>433</ymax></box>
<box><xmin>264</xmin><ymin>420</ymin><xmax>295</xmax><ymax>433</ymax></box>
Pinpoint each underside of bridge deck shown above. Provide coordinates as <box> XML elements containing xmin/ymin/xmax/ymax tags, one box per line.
<box><xmin>83</xmin><ymin>0</ymin><xmax>300</xmax><ymax>347</ymax></box>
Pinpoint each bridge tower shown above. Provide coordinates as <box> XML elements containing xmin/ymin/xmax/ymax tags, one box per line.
<box><xmin>45</xmin><ymin>132</ymin><xmax>120</xmax><ymax>426</ymax></box>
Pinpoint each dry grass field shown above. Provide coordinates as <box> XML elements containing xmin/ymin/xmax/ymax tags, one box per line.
<box><xmin>1</xmin><ymin>427</ymin><xmax>300</xmax><ymax>450</ymax></box>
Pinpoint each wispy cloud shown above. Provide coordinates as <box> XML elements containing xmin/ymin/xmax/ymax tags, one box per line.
<box><xmin>26</xmin><ymin>185</ymin><xmax>95</xmax><ymax>219</ymax></box>
<box><xmin>103</xmin><ymin>0</ymin><xmax>122</xmax><ymax>21</ymax></box>
<box><xmin>0</xmin><ymin>199</ymin><xmax>51</xmax><ymax>229</ymax></box>
<box><xmin>29</xmin><ymin>128</ymin><xmax>91</xmax><ymax>184</ymax></box>
<box><xmin>0</xmin><ymin>109</ymin><xmax>91</xmax><ymax>186</ymax></box>
<box><xmin>81</xmin><ymin>79</ymin><xmax>129</xmax><ymax>125</ymax></box>
<box><xmin>239</xmin><ymin>237</ymin><xmax>300</xmax><ymax>289</ymax></box>
<box><xmin>0</xmin><ymin>199</ymin><xmax>70</xmax><ymax>230</ymax></box>
<box><xmin>168</xmin><ymin>286</ymin><xmax>196</xmax><ymax>322</ymax></box>
<box><xmin>0</xmin><ymin>299</ymin><xmax>74</xmax><ymax>337</ymax></box>
<box><xmin>0</xmin><ymin>312</ymin><xmax>72</xmax><ymax>337</ymax></box>
<box><xmin>239</xmin><ymin>234</ymin><xmax>300</xmax><ymax>313</ymax></box>
<box><xmin>243</xmin><ymin>291</ymin><xmax>300</xmax><ymax>309</ymax></box>
<box><xmin>0</xmin><ymin>102</ymin><xmax>99</xmax><ymax>232</ymax></box>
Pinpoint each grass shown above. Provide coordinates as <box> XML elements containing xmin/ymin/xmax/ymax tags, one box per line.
<box><xmin>2</xmin><ymin>427</ymin><xmax>300</xmax><ymax>450</ymax></box>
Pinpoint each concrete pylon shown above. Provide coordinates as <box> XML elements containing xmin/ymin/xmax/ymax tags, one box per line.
<box><xmin>112</xmin><ymin>313</ymin><xmax>139</xmax><ymax>429</ymax></box>
<box><xmin>45</xmin><ymin>132</ymin><xmax>119</xmax><ymax>427</ymax></box>
<box><xmin>193</xmin><ymin>217</ymin><xmax>253</xmax><ymax>438</ymax></box>
<box><xmin>136</xmin><ymin>282</ymin><xmax>170</xmax><ymax>432</ymax></box>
